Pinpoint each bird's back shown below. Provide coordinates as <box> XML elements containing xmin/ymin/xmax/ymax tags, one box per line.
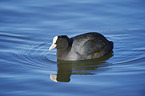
<box><xmin>70</xmin><ymin>32</ymin><xmax>113</xmax><ymax>60</ymax></box>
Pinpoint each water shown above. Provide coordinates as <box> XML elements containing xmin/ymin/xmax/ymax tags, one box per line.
<box><xmin>0</xmin><ymin>0</ymin><xmax>145</xmax><ymax>96</ymax></box>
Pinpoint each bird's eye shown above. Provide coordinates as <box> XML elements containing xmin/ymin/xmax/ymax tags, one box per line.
<box><xmin>55</xmin><ymin>39</ymin><xmax>60</xmax><ymax>44</ymax></box>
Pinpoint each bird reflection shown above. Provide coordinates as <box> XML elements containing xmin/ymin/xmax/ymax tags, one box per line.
<box><xmin>50</xmin><ymin>52</ymin><xmax>113</xmax><ymax>82</ymax></box>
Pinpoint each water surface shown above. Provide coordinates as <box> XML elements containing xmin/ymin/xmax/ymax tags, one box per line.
<box><xmin>0</xmin><ymin>0</ymin><xmax>145</xmax><ymax>96</ymax></box>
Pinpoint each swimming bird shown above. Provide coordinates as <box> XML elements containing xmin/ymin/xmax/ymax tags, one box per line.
<box><xmin>49</xmin><ymin>32</ymin><xmax>113</xmax><ymax>61</ymax></box>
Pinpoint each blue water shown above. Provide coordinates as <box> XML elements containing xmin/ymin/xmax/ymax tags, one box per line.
<box><xmin>0</xmin><ymin>0</ymin><xmax>145</xmax><ymax>96</ymax></box>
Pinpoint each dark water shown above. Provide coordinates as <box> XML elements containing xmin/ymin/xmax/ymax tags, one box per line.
<box><xmin>0</xmin><ymin>0</ymin><xmax>145</xmax><ymax>96</ymax></box>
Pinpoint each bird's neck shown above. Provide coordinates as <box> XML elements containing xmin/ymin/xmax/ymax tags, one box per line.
<box><xmin>57</xmin><ymin>39</ymin><xmax>73</xmax><ymax>60</ymax></box>
<box><xmin>57</xmin><ymin>47</ymin><xmax>70</xmax><ymax>60</ymax></box>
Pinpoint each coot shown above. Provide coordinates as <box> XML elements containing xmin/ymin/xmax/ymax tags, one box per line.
<box><xmin>49</xmin><ymin>32</ymin><xmax>113</xmax><ymax>61</ymax></box>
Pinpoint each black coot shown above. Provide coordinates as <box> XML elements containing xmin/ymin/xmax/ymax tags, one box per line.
<box><xmin>49</xmin><ymin>32</ymin><xmax>113</xmax><ymax>61</ymax></box>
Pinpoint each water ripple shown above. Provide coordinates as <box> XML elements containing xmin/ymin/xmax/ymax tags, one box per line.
<box><xmin>0</xmin><ymin>32</ymin><xmax>56</xmax><ymax>70</ymax></box>
<box><xmin>12</xmin><ymin>40</ymin><xmax>57</xmax><ymax>69</ymax></box>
